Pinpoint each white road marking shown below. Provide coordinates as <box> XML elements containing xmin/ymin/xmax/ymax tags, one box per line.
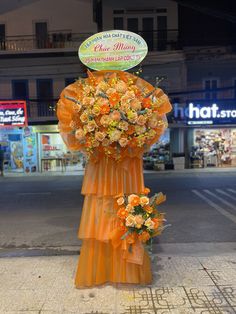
<box><xmin>192</xmin><ymin>189</ymin><xmax>236</xmax><ymax>224</ymax></box>
<box><xmin>216</xmin><ymin>189</ymin><xmax>236</xmax><ymax>201</ymax></box>
<box><xmin>203</xmin><ymin>190</ymin><xmax>236</xmax><ymax>210</ymax></box>
<box><xmin>227</xmin><ymin>189</ymin><xmax>236</xmax><ymax>195</ymax></box>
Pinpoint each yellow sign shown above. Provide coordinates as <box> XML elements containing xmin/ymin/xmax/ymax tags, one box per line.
<box><xmin>78</xmin><ymin>30</ymin><xmax>148</xmax><ymax>71</ymax></box>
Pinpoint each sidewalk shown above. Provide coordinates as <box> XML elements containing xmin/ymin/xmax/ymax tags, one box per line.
<box><xmin>0</xmin><ymin>243</ymin><xmax>235</xmax><ymax>313</ymax></box>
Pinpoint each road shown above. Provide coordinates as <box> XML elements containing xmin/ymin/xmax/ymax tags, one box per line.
<box><xmin>0</xmin><ymin>171</ymin><xmax>235</xmax><ymax>256</ymax></box>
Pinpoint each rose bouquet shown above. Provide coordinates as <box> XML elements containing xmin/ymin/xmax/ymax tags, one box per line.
<box><xmin>57</xmin><ymin>70</ymin><xmax>171</xmax><ymax>160</ymax></box>
<box><xmin>116</xmin><ymin>187</ymin><xmax>169</xmax><ymax>247</ymax></box>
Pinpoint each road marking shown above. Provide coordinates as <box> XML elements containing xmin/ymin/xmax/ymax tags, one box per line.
<box><xmin>216</xmin><ymin>189</ymin><xmax>236</xmax><ymax>201</ymax></box>
<box><xmin>192</xmin><ymin>189</ymin><xmax>236</xmax><ymax>224</ymax></box>
<box><xmin>227</xmin><ymin>189</ymin><xmax>236</xmax><ymax>195</ymax></box>
<box><xmin>203</xmin><ymin>189</ymin><xmax>236</xmax><ymax>210</ymax></box>
<box><xmin>17</xmin><ymin>192</ymin><xmax>52</xmax><ymax>196</ymax></box>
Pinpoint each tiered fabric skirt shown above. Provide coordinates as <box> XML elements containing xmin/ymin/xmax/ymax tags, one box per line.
<box><xmin>74</xmin><ymin>156</ymin><xmax>152</xmax><ymax>287</ymax></box>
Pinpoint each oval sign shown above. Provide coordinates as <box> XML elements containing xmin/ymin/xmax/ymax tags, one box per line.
<box><xmin>78</xmin><ymin>30</ymin><xmax>148</xmax><ymax>71</ymax></box>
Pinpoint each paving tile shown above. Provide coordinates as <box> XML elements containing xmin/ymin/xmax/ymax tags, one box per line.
<box><xmin>198</xmin><ymin>256</ymin><xmax>236</xmax><ymax>270</ymax></box>
<box><xmin>3</xmin><ymin>289</ymin><xmax>47</xmax><ymax>311</ymax></box>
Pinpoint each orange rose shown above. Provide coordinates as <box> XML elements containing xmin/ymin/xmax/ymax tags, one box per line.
<box><xmin>110</xmin><ymin>110</ymin><xmax>121</xmax><ymax>121</ymax></box>
<box><xmin>117</xmin><ymin>197</ymin><xmax>124</xmax><ymax>206</ymax></box>
<box><xmin>119</xmin><ymin>137</ymin><xmax>129</xmax><ymax>147</ymax></box>
<box><xmin>100</xmin><ymin>114</ymin><xmax>111</xmax><ymax>126</ymax></box>
<box><xmin>138</xmin><ymin>231</ymin><xmax>151</xmax><ymax>243</ymax></box>
<box><xmin>128</xmin><ymin>194</ymin><xmax>140</xmax><ymax>207</ymax></box>
<box><xmin>140</xmin><ymin>196</ymin><xmax>149</xmax><ymax>206</ymax></box>
<box><xmin>137</xmin><ymin>115</ymin><xmax>147</xmax><ymax>126</ymax></box>
<box><xmin>95</xmin><ymin>131</ymin><xmax>106</xmax><ymax>142</ymax></box>
<box><xmin>144</xmin><ymin>205</ymin><xmax>153</xmax><ymax>214</ymax></box>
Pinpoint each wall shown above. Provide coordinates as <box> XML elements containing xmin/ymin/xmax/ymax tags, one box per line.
<box><xmin>0</xmin><ymin>0</ymin><xmax>97</xmax><ymax>36</ymax></box>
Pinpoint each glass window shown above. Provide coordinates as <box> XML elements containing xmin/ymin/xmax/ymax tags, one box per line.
<box><xmin>204</xmin><ymin>79</ymin><xmax>218</xmax><ymax>100</ymax></box>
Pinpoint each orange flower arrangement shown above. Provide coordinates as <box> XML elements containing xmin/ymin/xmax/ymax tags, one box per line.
<box><xmin>116</xmin><ymin>188</ymin><xmax>169</xmax><ymax>245</ymax></box>
<box><xmin>57</xmin><ymin>70</ymin><xmax>172</xmax><ymax>160</ymax></box>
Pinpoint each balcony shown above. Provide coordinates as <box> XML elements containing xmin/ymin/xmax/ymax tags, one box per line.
<box><xmin>0</xmin><ymin>30</ymin><xmax>180</xmax><ymax>53</ymax></box>
<box><xmin>0</xmin><ymin>31</ymin><xmax>93</xmax><ymax>52</ymax></box>
<box><xmin>26</xmin><ymin>100</ymin><xmax>58</xmax><ymax>123</ymax></box>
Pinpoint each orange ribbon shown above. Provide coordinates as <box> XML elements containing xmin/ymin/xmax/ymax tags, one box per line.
<box><xmin>109</xmin><ymin>228</ymin><xmax>144</xmax><ymax>265</ymax></box>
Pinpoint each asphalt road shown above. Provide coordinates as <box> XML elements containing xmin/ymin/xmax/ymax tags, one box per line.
<box><xmin>0</xmin><ymin>171</ymin><xmax>235</xmax><ymax>256</ymax></box>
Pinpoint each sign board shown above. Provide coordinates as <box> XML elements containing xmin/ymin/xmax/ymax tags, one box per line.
<box><xmin>187</xmin><ymin>103</ymin><xmax>236</xmax><ymax>125</ymax></box>
<box><xmin>172</xmin><ymin>103</ymin><xmax>236</xmax><ymax>125</ymax></box>
<box><xmin>79</xmin><ymin>30</ymin><xmax>148</xmax><ymax>71</ymax></box>
<box><xmin>0</xmin><ymin>100</ymin><xmax>28</xmax><ymax>127</ymax></box>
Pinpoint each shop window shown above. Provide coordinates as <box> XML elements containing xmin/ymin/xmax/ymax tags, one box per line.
<box><xmin>36</xmin><ymin>79</ymin><xmax>54</xmax><ymax>117</ymax></box>
<box><xmin>204</xmin><ymin>79</ymin><xmax>218</xmax><ymax>100</ymax></box>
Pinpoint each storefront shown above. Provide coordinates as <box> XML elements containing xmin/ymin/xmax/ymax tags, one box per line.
<box><xmin>171</xmin><ymin>102</ymin><xmax>236</xmax><ymax>168</ymax></box>
<box><xmin>0</xmin><ymin>101</ymin><xmax>38</xmax><ymax>173</ymax></box>
<box><xmin>32</xmin><ymin>125</ymin><xmax>84</xmax><ymax>172</ymax></box>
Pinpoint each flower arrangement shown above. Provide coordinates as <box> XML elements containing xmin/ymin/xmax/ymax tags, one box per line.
<box><xmin>57</xmin><ymin>70</ymin><xmax>171</xmax><ymax>160</ymax></box>
<box><xmin>116</xmin><ymin>187</ymin><xmax>168</xmax><ymax>246</ymax></box>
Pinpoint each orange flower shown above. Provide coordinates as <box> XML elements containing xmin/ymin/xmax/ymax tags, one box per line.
<box><xmin>126</xmin><ymin>125</ymin><xmax>135</xmax><ymax>135</ymax></box>
<box><xmin>152</xmin><ymin>218</ymin><xmax>160</xmax><ymax>229</ymax></box>
<box><xmin>100</xmin><ymin>103</ymin><xmax>110</xmax><ymax>114</ymax></box>
<box><xmin>128</xmin><ymin>194</ymin><xmax>140</xmax><ymax>207</ymax></box>
<box><xmin>109</xmin><ymin>92</ymin><xmax>121</xmax><ymax>106</ymax></box>
<box><xmin>142</xmin><ymin>98</ymin><xmax>152</xmax><ymax>109</ymax></box>
<box><xmin>142</xmin><ymin>187</ymin><xmax>150</xmax><ymax>195</ymax></box>
<box><xmin>138</xmin><ymin>231</ymin><xmax>151</xmax><ymax>243</ymax></box>
<box><xmin>144</xmin><ymin>205</ymin><xmax>153</xmax><ymax>214</ymax></box>
<box><xmin>126</xmin><ymin>233</ymin><xmax>136</xmax><ymax>244</ymax></box>
<box><xmin>117</xmin><ymin>207</ymin><xmax>128</xmax><ymax>220</ymax></box>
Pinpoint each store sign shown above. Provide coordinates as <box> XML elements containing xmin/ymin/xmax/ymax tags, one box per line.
<box><xmin>78</xmin><ymin>30</ymin><xmax>148</xmax><ymax>71</ymax></box>
<box><xmin>0</xmin><ymin>101</ymin><xmax>27</xmax><ymax>127</ymax></box>
<box><xmin>173</xmin><ymin>103</ymin><xmax>236</xmax><ymax>125</ymax></box>
<box><xmin>22</xmin><ymin>127</ymin><xmax>38</xmax><ymax>173</ymax></box>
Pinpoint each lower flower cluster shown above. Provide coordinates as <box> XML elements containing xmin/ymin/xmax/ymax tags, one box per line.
<box><xmin>116</xmin><ymin>188</ymin><xmax>167</xmax><ymax>245</ymax></box>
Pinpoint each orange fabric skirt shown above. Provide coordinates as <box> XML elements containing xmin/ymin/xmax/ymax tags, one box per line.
<box><xmin>74</xmin><ymin>156</ymin><xmax>152</xmax><ymax>288</ymax></box>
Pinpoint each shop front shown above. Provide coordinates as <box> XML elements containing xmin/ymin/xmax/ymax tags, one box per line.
<box><xmin>171</xmin><ymin>102</ymin><xmax>236</xmax><ymax>169</ymax></box>
<box><xmin>0</xmin><ymin>100</ymin><xmax>38</xmax><ymax>173</ymax></box>
<box><xmin>32</xmin><ymin>125</ymin><xmax>84</xmax><ymax>172</ymax></box>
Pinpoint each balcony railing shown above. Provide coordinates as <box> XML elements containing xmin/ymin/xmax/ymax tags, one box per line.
<box><xmin>26</xmin><ymin>100</ymin><xmax>57</xmax><ymax>121</ymax></box>
<box><xmin>1</xmin><ymin>29</ymin><xmax>236</xmax><ymax>53</ymax></box>
<box><xmin>0</xmin><ymin>31</ymin><xmax>93</xmax><ymax>52</ymax></box>
<box><xmin>0</xmin><ymin>30</ymin><xmax>180</xmax><ymax>52</ymax></box>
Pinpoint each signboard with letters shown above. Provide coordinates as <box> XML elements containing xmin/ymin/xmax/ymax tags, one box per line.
<box><xmin>172</xmin><ymin>103</ymin><xmax>236</xmax><ymax>125</ymax></box>
<box><xmin>79</xmin><ymin>30</ymin><xmax>148</xmax><ymax>71</ymax></box>
<box><xmin>0</xmin><ymin>100</ymin><xmax>28</xmax><ymax>127</ymax></box>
